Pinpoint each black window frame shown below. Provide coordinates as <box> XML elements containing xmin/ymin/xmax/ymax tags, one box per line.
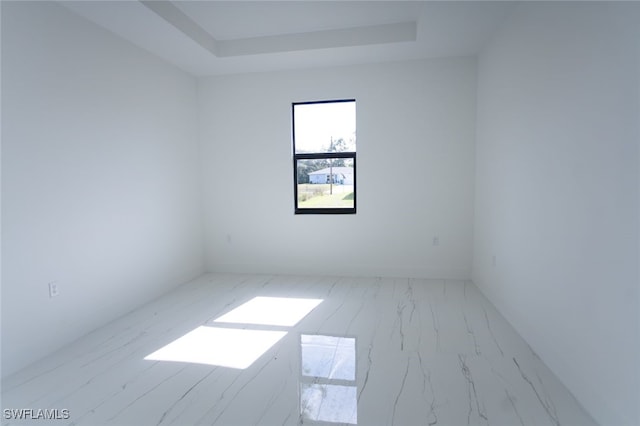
<box><xmin>292</xmin><ymin>99</ymin><xmax>357</xmax><ymax>215</ymax></box>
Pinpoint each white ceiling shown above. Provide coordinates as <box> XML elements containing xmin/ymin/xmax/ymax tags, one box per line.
<box><xmin>61</xmin><ymin>1</ymin><xmax>515</xmax><ymax>76</ymax></box>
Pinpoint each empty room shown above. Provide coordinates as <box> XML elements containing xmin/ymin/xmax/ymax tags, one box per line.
<box><xmin>1</xmin><ymin>1</ymin><xmax>638</xmax><ymax>425</ymax></box>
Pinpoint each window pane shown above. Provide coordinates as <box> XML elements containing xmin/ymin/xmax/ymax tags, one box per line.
<box><xmin>297</xmin><ymin>159</ymin><xmax>354</xmax><ymax>209</ymax></box>
<box><xmin>294</xmin><ymin>101</ymin><xmax>356</xmax><ymax>154</ymax></box>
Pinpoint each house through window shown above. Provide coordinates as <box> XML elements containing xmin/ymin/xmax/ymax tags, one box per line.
<box><xmin>292</xmin><ymin>100</ymin><xmax>356</xmax><ymax>214</ymax></box>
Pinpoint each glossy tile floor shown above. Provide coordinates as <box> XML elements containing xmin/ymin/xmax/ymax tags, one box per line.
<box><xmin>2</xmin><ymin>274</ymin><xmax>596</xmax><ymax>426</ymax></box>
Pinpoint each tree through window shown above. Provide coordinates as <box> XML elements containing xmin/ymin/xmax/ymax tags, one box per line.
<box><xmin>292</xmin><ymin>100</ymin><xmax>356</xmax><ymax>214</ymax></box>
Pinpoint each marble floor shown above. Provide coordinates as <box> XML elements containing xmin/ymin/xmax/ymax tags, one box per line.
<box><xmin>2</xmin><ymin>273</ymin><xmax>595</xmax><ymax>426</ymax></box>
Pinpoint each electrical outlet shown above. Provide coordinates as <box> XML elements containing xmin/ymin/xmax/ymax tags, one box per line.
<box><xmin>433</xmin><ymin>236</ymin><xmax>439</xmax><ymax>246</ymax></box>
<box><xmin>48</xmin><ymin>281</ymin><xmax>60</xmax><ymax>298</ymax></box>
<box><xmin>492</xmin><ymin>255</ymin><xmax>497</xmax><ymax>267</ymax></box>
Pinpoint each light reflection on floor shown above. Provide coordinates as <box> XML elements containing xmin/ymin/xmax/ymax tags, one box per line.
<box><xmin>301</xmin><ymin>383</ymin><xmax>357</xmax><ymax>424</ymax></box>
<box><xmin>144</xmin><ymin>297</ymin><xmax>323</xmax><ymax>369</ymax></box>
<box><xmin>214</xmin><ymin>296</ymin><xmax>323</xmax><ymax>327</ymax></box>
<box><xmin>144</xmin><ymin>326</ymin><xmax>287</xmax><ymax>369</ymax></box>
<box><xmin>300</xmin><ymin>334</ymin><xmax>357</xmax><ymax>424</ymax></box>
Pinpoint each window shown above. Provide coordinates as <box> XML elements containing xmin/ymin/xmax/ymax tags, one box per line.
<box><xmin>292</xmin><ymin>100</ymin><xmax>356</xmax><ymax>214</ymax></box>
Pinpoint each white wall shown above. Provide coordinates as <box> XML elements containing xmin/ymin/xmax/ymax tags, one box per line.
<box><xmin>199</xmin><ymin>58</ymin><xmax>476</xmax><ymax>279</ymax></box>
<box><xmin>474</xmin><ymin>3</ymin><xmax>640</xmax><ymax>425</ymax></box>
<box><xmin>1</xmin><ymin>2</ymin><xmax>204</xmax><ymax>377</ymax></box>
